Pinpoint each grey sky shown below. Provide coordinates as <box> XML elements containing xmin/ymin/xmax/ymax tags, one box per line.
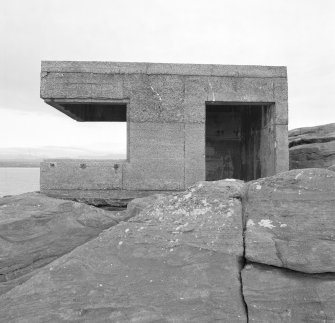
<box><xmin>1</xmin><ymin>0</ymin><xmax>334</xmax><ymax>153</ymax></box>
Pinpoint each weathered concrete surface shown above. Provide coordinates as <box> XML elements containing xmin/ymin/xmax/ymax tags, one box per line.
<box><xmin>41</xmin><ymin>62</ymin><xmax>288</xmax><ymax>124</ymax></box>
<box><xmin>185</xmin><ymin>123</ymin><xmax>206</xmax><ymax>186</ymax></box>
<box><xmin>41</xmin><ymin>61</ymin><xmax>287</xmax><ymax>77</ymax></box>
<box><xmin>40</xmin><ymin>159</ymin><xmax>124</xmax><ymax>191</ymax></box>
<box><xmin>289</xmin><ymin>123</ymin><xmax>335</xmax><ymax>169</ymax></box>
<box><xmin>244</xmin><ymin>168</ymin><xmax>335</xmax><ymax>273</ymax></box>
<box><xmin>242</xmin><ymin>263</ymin><xmax>335</xmax><ymax>323</ymax></box>
<box><xmin>275</xmin><ymin>124</ymin><xmax>290</xmax><ymax>173</ymax></box>
<box><xmin>0</xmin><ymin>192</ymin><xmax>129</xmax><ymax>294</ymax></box>
<box><xmin>41</xmin><ymin>61</ymin><xmax>289</xmax><ymax>195</ymax></box>
<box><xmin>0</xmin><ymin>180</ymin><xmax>247</xmax><ymax>322</ymax></box>
<box><xmin>123</xmin><ymin>160</ymin><xmax>185</xmax><ymax>191</ymax></box>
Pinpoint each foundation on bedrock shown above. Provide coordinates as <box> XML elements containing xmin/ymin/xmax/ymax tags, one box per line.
<box><xmin>40</xmin><ymin>61</ymin><xmax>288</xmax><ymax>206</ymax></box>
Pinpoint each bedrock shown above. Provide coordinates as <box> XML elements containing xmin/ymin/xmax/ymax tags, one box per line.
<box><xmin>242</xmin><ymin>168</ymin><xmax>335</xmax><ymax>322</ymax></box>
<box><xmin>0</xmin><ymin>169</ymin><xmax>334</xmax><ymax>322</ymax></box>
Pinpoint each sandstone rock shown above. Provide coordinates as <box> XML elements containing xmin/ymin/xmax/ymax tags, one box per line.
<box><xmin>289</xmin><ymin>123</ymin><xmax>335</xmax><ymax>169</ymax></box>
<box><xmin>289</xmin><ymin>123</ymin><xmax>335</xmax><ymax>143</ymax></box>
<box><xmin>0</xmin><ymin>180</ymin><xmax>247</xmax><ymax>322</ymax></box>
<box><xmin>290</xmin><ymin>141</ymin><xmax>335</xmax><ymax>169</ymax></box>
<box><xmin>0</xmin><ymin>192</ymin><xmax>129</xmax><ymax>294</ymax></box>
<box><xmin>242</xmin><ymin>263</ymin><xmax>335</xmax><ymax>323</ymax></box>
<box><xmin>0</xmin><ymin>270</ymin><xmax>38</xmax><ymax>296</ymax></box>
<box><xmin>45</xmin><ymin>188</ymin><xmax>180</xmax><ymax>208</ymax></box>
<box><xmin>126</xmin><ymin>193</ymin><xmax>167</xmax><ymax>218</ymax></box>
<box><xmin>244</xmin><ymin>168</ymin><xmax>335</xmax><ymax>273</ymax></box>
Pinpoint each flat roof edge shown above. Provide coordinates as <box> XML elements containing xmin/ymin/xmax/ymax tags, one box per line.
<box><xmin>41</xmin><ymin>61</ymin><xmax>287</xmax><ymax>78</ymax></box>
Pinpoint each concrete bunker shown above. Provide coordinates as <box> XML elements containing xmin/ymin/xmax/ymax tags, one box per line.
<box><xmin>206</xmin><ymin>103</ymin><xmax>273</xmax><ymax>181</ymax></box>
<box><xmin>40</xmin><ymin>61</ymin><xmax>288</xmax><ymax>205</ymax></box>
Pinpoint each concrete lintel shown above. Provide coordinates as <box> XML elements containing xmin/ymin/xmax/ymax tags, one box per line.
<box><xmin>41</xmin><ymin>61</ymin><xmax>287</xmax><ymax>78</ymax></box>
<box><xmin>46</xmin><ymin>98</ymin><xmax>130</xmax><ymax>104</ymax></box>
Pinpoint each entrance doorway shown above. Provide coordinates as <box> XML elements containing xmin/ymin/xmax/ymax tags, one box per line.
<box><xmin>205</xmin><ymin>103</ymin><xmax>272</xmax><ymax>181</ymax></box>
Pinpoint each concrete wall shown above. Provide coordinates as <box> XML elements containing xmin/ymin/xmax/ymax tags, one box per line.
<box><xmin>40</xmin><ymin>160</ymin><xmax>124</xmax><ymax>190</ymax></box>
<box><xmin>40</xmin><ymin>61</ymin><xmax>288</xmax><ymax>200</ymax></box>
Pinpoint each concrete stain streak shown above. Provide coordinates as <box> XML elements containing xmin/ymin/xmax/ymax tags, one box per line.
<box><xmin>208</xmin><ymin>80</ymin><xmax>215</xmax><ymax>101</ymax></box>
<box><xmin>150</xmin><ymin>86</ymin><xmax>162</xmax><ymax>101</ymax></box>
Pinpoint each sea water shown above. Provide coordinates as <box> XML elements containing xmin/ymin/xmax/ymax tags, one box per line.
<box><xmin>0</xmin><ymin>168</ymin><xmax>40</xmax><ymax>197</ymax></box>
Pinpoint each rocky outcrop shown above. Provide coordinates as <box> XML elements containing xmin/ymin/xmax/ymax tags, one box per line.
<box><xmin>0</xmin><ymin>192</ymin><xmax>130</xmax><ymax>295</ymax></box>
<box><xmin>1</xmin><ymin>170</ymin><xmax>335</xmax><ymax>322</ymax></box>
<box><xmin>126</xmin><ymin>193</ymin><xmax>167</xmax><ymax>218</ymax></box>
<box><xmin>242</xmin><ymin>264</ymin><xmax>335</xmax><ymax>323</ymax></box>
<box><xmin>0</xmin><ymin>180</ymin><xmax>248</xmax><ymax>322</ymax></box>
<box><xmin>244</xmin><ymin>168</ymin><xmax>335</xmax><ymax>273</ymax></box>
<box><xmin>289</xmin><ymin>123</ymin><xmax>335</xmax><ymax>169</ymax></box>
<box><xmin>243</xmin><ymin>168</ymin><xmax>335</xmax><ymax>322</ymax></box>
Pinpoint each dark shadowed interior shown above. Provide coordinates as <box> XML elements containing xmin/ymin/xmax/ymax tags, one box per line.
<box><xmin>206</xmin><ymin>103</ymin><xmax>273</xmax><ymax>181</ymax></box>
<box><xmin>47</xmin><ymin>102</ymin><xmax>127</xmax><ymax>122</ymax></box>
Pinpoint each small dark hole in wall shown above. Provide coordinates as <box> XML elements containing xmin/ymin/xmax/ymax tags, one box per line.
<box><xmin>80</xmin><ymin>163</ymin><xmax>87</xmax><ymax>169</ymax></box>
<box><xmin>114</xmin><ymin>164</ymin><xmax>119</xmax><ymax>171</ymax></box>
<box><xmin>49</xmin><ymin>163</ymin><xmax>55</xmax><ymax>167</ymax></box>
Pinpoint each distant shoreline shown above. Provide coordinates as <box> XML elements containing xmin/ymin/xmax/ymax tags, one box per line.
<box><xmin>0</xmin><ymin>162</ymin><xmax>40</xmax><ymax>168</ymax></box>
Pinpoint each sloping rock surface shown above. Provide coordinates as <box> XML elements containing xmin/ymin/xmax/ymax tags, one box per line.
<box><xmin>289</xmin><ymin>123</ymin><xmax>335</xmax><ymax>169</ymax></box>
<box><xmin>2</xmin><ymin>171</ymin><xmax>335</xmax><ymax>322</ymax></box>
<box><xmin>126</xmin><ymin>193</ymin><xmax>167</xmax><ymax>219</ymax></box>
<box><xmin>243</xmin><ymin>168</ymin><xmax>335</xmax><ymax>322</ymax></box>
<box><xmin>0</xmin><ymin>192</ymin><xmax>129</xmax><ymax>294</ymax></box>
<box><xmin>244</xmin><ymin>168</ymin><xmax>335</xmax><ymax>273</ymax></box>
<box><xmin>289</xmin><ymin>123</ymin><xmax>335</xmax><ymax>143</ymax></box>
<box><xmin>0</xmin><ymin>180</ymin><xmax>247</xmax><ymax>323</ymax></box>
<box><xmin>242</xmin><ymin>263</ymin><xmax>335</xmax><ymax>323</ymax></box>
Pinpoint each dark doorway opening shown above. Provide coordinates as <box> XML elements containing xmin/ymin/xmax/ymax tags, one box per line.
<box><xmin>205</xmin><ymin>103</ymin><xmax>272</xmax><ymax>181</ymax></box>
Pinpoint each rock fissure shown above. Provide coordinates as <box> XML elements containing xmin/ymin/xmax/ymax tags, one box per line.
<box><xmin>0</xmin><ymin>255</ymin><xmax>59</xmax><ymax>281</ymax></box>
<box><xmin>1</xmin><ymin>168</ymin><xmax>335</xmax><ymax>322</ymax></box>
<box><xmin>240</xmin><ymin>185</ymin><xmax>249</xmax><ymax>323</ymax></box>
<box><xmin>240</xmin><ymin>168</ymin><xmax>335</xmax><ymax>322</ymax></box>
<box><xmin>239</xmin><ymin>257</ymin><xmax>249</xmax><ymax>322</ymax></box>
<box><xmin>289</xmin><ymin>136</ymin><xmax>335</xmax><ymax>148</ymax></box>
<box><xmin>242</xmin><ymin>260</ymin><xmax>335</xmax><ymax>277</ymax></box>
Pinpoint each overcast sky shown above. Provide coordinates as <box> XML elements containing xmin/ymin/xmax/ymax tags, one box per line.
<box><xmin>1</xmin><ymin>0</ymin><xmax>334</xmax><ymax>154</ymax></box>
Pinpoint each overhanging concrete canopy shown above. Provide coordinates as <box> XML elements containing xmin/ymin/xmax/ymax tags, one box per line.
<box><xmin>45</xmin><ymin>99</ymin><xmax>127</xmax><ymax>122</ymax></box>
